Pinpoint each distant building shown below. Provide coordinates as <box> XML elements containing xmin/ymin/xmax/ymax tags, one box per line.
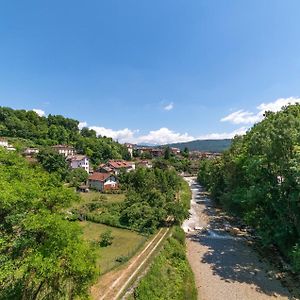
<box><xmin>52</xmin><ymin>145</ymin><xmax>75</xmax><ymax>157</ymax></box>
<box><xmin>97</xmin><ymin>160</ymin><xmax>135</xmax><ymax>175</ymax></box>
<box><xmin>67</xmin><ymin>155</ymin><xmax>90</xmax><ymax>173</ymax></box>
<box><xmin>170</xmin><ymin>147</ymin><xmax>181</xmax><ymax>155</ymax></box>
<box><xmin>0</xmin><ymin>138</ymin><xmax>9</xmax><ymax>148</ymax></box>
<box><xmin>137</xmin><ymin>160</ymin><xmax>152</xmax><ymax>168</ymax></box>
<box><xmin>150</xmin><ymin>148</ymin><xmax>164</xmax><ymax>157</ymax></box>
<box><xmin>0</xmin><ymin>138</ymin><xmax>16</xmax><ymax>151</ymax></box>
<box><xmin>88</xmin><ymin>172</ymin><xmax>118</xmax><ymax>191</ymax></box>
<box><xmin>23</xmin><ymin>148</ymin><xmax>39</xmax><ymax>156</ymax></box>
<box><xmin>124</xmin><ymin>143</ymin><xmax>134</xmax><ymax>158</ymax></box>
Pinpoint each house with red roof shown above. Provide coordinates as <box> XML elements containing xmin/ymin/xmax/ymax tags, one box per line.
<box><xmin>97</xmin><ymin>160</ymin><xmax>135</xmax><ymax>175</ymax></box>
<box><xmin>88</xmin><ymin>172</ymin><xmax>118</xmax><ymax>191</ymax></box>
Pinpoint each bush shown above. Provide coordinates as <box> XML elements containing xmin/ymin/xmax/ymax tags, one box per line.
<box><xmin>99</xmin><ymin>229</ymin><xmax>114</xmax><ymax>247</ymax></box>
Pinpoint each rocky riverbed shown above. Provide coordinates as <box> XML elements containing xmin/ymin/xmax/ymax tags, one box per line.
<box><xmin>182</xmin><ymin>177</ymin><xmax>297</xmax><ymax>300</ymax></box>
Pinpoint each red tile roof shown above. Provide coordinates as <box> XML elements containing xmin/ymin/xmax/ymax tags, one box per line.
<box><xmin>108</xmin><ymin>160</ymin><xmax>133</xmax><ymax>169</ymax></box>
<box><xmin>88</xmin><ymin>172</ymin><xmax>111</xmax><ymax>182</ymax></box>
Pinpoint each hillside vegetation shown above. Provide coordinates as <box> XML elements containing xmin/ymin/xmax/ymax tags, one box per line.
<box><xmin>71</xmin><ymin>167</ymin><xmax>190</xmax><ymax>233</ymax></box>
<box><xmin>0</xmin><ymin>150</ymin><xmax>97</xmax><ymax>299</ymax></box>
<box><xmin>131</xmin><ymin>226</ymin><xmax>197</xmax><ymax>300</ymax></box>
<box><xmin>0</xmin><ymin>106</ymin><xmax>129</xmax><ymax>164</ymax></box>
<box><xmin>167</xmin><ymin>139</ymin><xmax>231</xmax><ymax>152</ymax></box>
<box><xmin>198</xmin><ymin>104</ymin><xmax>300</xmax><ymax>272</ymax></box>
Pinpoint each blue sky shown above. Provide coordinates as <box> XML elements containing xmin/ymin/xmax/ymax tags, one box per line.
<box><xmin>1</xmin><ymin>1</ymin><xmax>300</xmax><ymax>144</ymax></box>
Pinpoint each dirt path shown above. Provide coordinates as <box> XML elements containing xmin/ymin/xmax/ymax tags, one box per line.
<box><xmin>182</xmin><ymin>177</ymin><xmax>296</xmax><ymax>300</ymax></box>
<box><xmin>91</xmin><ymin>227</ymin><xmax>169</xmax><ymax>300</ymax></box>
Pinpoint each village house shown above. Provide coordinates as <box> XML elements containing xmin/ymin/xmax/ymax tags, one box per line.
<box><xmin>97</xmin><ymin>163</ymin><xmax>114</xmax><ymax>174</ymax></box>
<box><xmin>134</xmin><ymin>146</ymin><xmax>152</xmax><ymax>156</ymax></box>
<box><xmin>124</xmin><ymin>143</ymin><xmax>134</xmax><ymax>158</ymax></box>
<box><xmin>52</xmin><ymin>144</ymin><xmax>75</xmax><ymax>157</ymax></box>
<box><xmin>0</xmin><ymin>138</ymin><xmax>9</xmax><ymax>148</ymax></box>
<box><xmin>137</xmin><ymin>160</ymin><xmax>152</xmax><ymax>168</ymax></box>
<box><xmin>170</xmin><ymin>147</ymin><xmax>181</xmax><ymax>155</ymax></box>
<box><xmin>67</xmin><ymin>155</ymin><xmax>90</xmax><ymax>173</ymax></box>
<box><xmin>88</xmin><ymin>172</ymin><xmax>118</xmax><ymax>192</ymax></box>
<box><xmin>0</xmin><ymin>138</ymin><xmax>16</xmax><ymax>151</ymax></box>
<box><xmin>23</xmin><ymin>148</ymin><xmax>39</xmax><ymax>156</ymax></box>
<box><xmin>150</xmin><ymin>148</ymin><xmax>164</xmax><ymax>157</ymax></box>
<box><xmin>97</xmin><ymin>160</ymin><xmax>135</xmax><ymax>175</ymax></box>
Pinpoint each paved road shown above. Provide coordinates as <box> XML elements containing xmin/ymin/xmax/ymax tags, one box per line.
<box><xmin>182</xmin><ymin>177</ymin><xmax>295</xmax><ymax>300</ymax></box>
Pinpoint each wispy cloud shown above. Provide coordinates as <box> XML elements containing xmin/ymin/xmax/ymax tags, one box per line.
<box><xmin>163</xmin><ymin>102</ymin><xmax>174</xmax><ymax>111</ymax></box>
<box><xmin>32</xmin><ymin>109</ymin><xmax>46</xmax><ymax>117</ymax></box>
<box><xmin>221</xmin><ymin>97</ymin><xmax>300</xmax><ymax>125</ymax></box>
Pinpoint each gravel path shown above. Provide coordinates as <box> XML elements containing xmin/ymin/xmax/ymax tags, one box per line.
<box><xmin>183</xmin><ymin>177</ymin><xmax>295</xmax><ymax>300</ymax></box>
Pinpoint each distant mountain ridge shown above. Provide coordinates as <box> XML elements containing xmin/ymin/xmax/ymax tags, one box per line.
<box><xmin>166</xmin><ymin>139</ymin><xmax>232</xmax><ymax>152</ymax></box>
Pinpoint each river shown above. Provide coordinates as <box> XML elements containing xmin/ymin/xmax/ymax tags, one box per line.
<box><xmin>182</xmin><ymin>177</ymin><xmax>295</xmax><ymax>300</ymax></box>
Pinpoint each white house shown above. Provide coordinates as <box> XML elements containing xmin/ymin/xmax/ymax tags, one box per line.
<box><xmin>52</xmin><ymin>145</ymin><xmax>75</xmax><ymax>157</ymax></box>
<box><xmin>67</xmin><ymin>155</ymin><xmax>90</xmax><ymax>173</ymax></box>
<box><xmin>0</xmin><ymin>138</ymin><xmax>16</xmax><ymax>151</ymax></box>
<box><xmin>124</xmin><ymin>143</ymin><xmax>134</xmax><ymax>158</ymax></box>
<box><xmin>0</xmin><ymin>138</ymin><xmax>9</xmax><ymax>148</ymax></box>
<box><xmin>24</xmin><ymin>148</ymin><xmax>39</xmax><ymax>156</ymax></box>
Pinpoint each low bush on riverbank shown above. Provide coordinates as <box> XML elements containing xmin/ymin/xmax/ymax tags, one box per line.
<box><xmin>131</xmin><ymin>226</ymin><xmax>197</xmax><ymax>300</ymax></box>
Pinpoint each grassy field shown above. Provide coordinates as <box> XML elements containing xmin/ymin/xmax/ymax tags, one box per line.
<box><xmin>71</xmin><ymin>191</ymin><xmax>126</xmax><ymax>209</ymax></box>
<box><xmin>79</xmin><ymin>221</ymin><xmax>147</xmax><ymax>274</ymax></box>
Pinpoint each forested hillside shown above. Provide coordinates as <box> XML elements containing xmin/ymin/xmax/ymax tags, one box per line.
<box><xmin>0</xmin><ymin>107</ymin><xmax>129</xmax><ymax>164</ymax></box>
<box><xmin>0</xmin><ymin>149</ymin><xmax>97</xmax><ymax>299</ymax></box>
<box><xmin>167</xmin><ymin>139</ymin><xmax>231</xmax><ymax>152</ymax></box>
<box><xmin>198</xmin><ymin>104</ymin><xmax>300</xmax><ymax>272</ymax></box>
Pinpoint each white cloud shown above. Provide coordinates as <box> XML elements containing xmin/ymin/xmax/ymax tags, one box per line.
<box><xmin>221</xmin><ymin>97</ymin><xmax>300</xmax><ymax>125</ymax></box>
<box><xmin>163</xmin><ymin>102</ymin><xmax>174</xmax><ymax>111</ymax></box>
<box><xmin>257</xmin><ymin>97</ymin><xmax>300</xmax><ymax>112</ymax></box>
<box><xmin>197</xmin><ymin>127</ymin><xmax>248</xmax><ymax>140</ymax></box>
<box><xmin>83</xmin><ymin>125</ymin><xmax>245</xmax><ymax>145</ymax></box>
<box><xmin>137</xmin><ymin>128</ymin><xmax>194</xmax><ymax>145</ymax></box>
<box><xmin>221</xmin><ymin>110</ymin><xmax>261</xmax><ymax>124</ymax></box>
<box><xmin>89</xmin><ymin>126</ymin><xmax>138</xmax><ymax>143</ymax></box>
<box><xmin>32</xmin><ymin>109</ymin><xmax>46</xmax><ymax>117</ymax></box>
<box><xmin>78</xmin><ymin>121</ymin><xmax>88</xmax><ymax>130</ymax></box>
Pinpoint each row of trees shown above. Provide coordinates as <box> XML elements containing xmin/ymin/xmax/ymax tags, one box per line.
<box><xmin>0</xmin><ymin>107</ymin><xmax>130</xmax><ymax>165</ymax></box>
<box><xmin>198</xmin><ymin>104</ymin><xmax>300</xmax><ymax>272</ymax></box>
<box><xmin>0</xmin><ymin>149</ymin><xmax>97</xmax><ymax>299</ymax></box>
<box><xmin>119</xmin><ymin>167</ymin><xmax>189</xmax><ymax>233</ymax></box>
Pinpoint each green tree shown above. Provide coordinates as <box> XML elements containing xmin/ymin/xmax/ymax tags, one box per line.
<box><xmin>99</xmin><ymin>230</ymin><xmax>114</xmax><ymax>247</ymax></box>
<box><xmin>66</xmin><ymin>168</ymin><xmax>89</xmax><ymax>187</ymax></box>
<box><xmin>37</xmin><ymin>148</ymin><xmax>69</xmax><ymax>179</ymax></box>
<box><xmin>197</xmin><ymin>104</ymin><xmax>300</xmax><ymax>273</ymax></box>
<box><xmin>0</xmin><ymin>150</ymin><xmax>97</xmax><ymax>299</ymax></box>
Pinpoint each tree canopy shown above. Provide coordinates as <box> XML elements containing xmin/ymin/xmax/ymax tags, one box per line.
<box><xmin>0</xmin><ymin>149</ymin><xmax>97</xmax><ymax>299</ymax></box>
<box><xmin>0</xmin><ymin>106</ymin><xmax>129</xmax><ymax>165</ymax></box>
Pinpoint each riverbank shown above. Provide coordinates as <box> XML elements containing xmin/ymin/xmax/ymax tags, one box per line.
<box><xmin>183</xmin><ymin>177</ymin><xmax>296</xmax><ymax>300</ymax></box>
